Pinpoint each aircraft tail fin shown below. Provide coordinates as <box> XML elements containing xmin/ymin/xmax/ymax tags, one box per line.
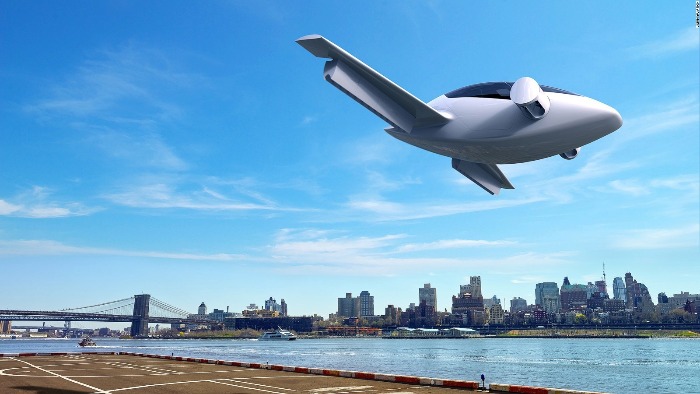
<box><xmin>451</xmin><ymin>159</ymin><xmax>515</xmax><ymax>195</ymax></box>
<box><xmin>297</xmin><ymin>35</ymin><xmax>448</xmax><ymax>132</ymax></box>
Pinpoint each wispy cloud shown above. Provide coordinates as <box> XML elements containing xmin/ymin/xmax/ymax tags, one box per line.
<box><xmin>25</xmin><ymin>44</ymin><xmax>203</xmax><ymax>171</ymax></box>
<box><xmin>28</xmin><ymin>44</ymin><xmax>200</xmax><ymax>121</ymax></box>
<box><xmin>0</xmin><ymin>186</ymin><xmax>97</xmax><ymax>218</ymax></box>
<box><xmin>89</xmin><ymin>130</ymin><xmax>188</xmax><ymax>171</ymax></box>
<box><xmin>267</xmin><ymin>228</ymin><xmax>564</xmax><ymax>275</ymax></box>
<box><xmin>300</xmin><ymin>115</ymin><xmax>318</xmax><ymax>126</ymax></box>
<box><xmin>105</xmin><ymin>181</ymin><xmax>284</xmax><ymax>211</ymax></box>
<box><xmin>602</xmin><ymin>174</ymin><xmax>699</xmax><ymax>197</ymax></box>
<box><xmin>617</xmin><ymin>96</ymin><xmax>699</xmax><ymax>143</ymax></box>
<box><xmin>0</xmin><ymin>239</ymin><xmax>244</xmax><ymax>261</ymax></box>
<box><xmin>612</xmin><ymin>223</ymin><xmax>700</xmax><ymax>250</ymax></box>
<box><xmin>628</xmin><ymin>27</ymin><xmax>700</xmax><ymax>59</ymax></box>
<box><xmin>396</xmin><ymin>239</ymin><xmax>517</xmax><ymax>253</ymax></box>
<box><xmin>342</xmin><ymin>195</ymin><xmax>544</xmax><ymax>222</ymax></box>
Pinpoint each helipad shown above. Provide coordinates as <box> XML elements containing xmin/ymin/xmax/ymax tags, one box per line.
<box><xmin>0</xmin><ymin>352</ymin><xmax>482</xmax><ymax>394</ymax></box>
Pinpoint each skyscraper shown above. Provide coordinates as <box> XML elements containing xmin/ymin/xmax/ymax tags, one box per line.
<box><xmin>624</xmin><ymin>272</ymin><xmax>654</xmax><ymax>313</ymax></box>
<box><xmin>613</xmin><ymin>277</ymin><xmax>626</xmax><ymax>301</ymax></box>
<box><xmin>510</xmin><ymin>297</ymin><xmax>527</xmax><ymax>313</ymax></box>
<box><xmin>560</xmin><ymin>283</ymin><xmax>588</xmax><ymax>311</ymax></box>
<box><xmin>359</xmin><ymin>291</ymin><xmax>374</xmax><ymax>317</ymax></box>
<box><xmin>264</xmin><ymin>297</ymin><xmax>281</xmax><ymax>312</ymax></box>
<box><xmin>535</xmin><ymin>282</ymin><xmax>559</xmax><ymax>308</ymax></box>
<box><xmin>198</xmin><ymin>302</ymin><xmax>207</xmax><ymax>315</ymax></box>
<box><xmin>460</xmin><ymin>276</ymin><xmax>482</xmax><ymax>299</ymax></box>
<box><xmin>535</xmin><ymin>282</ymin><xmax>561</xmax><ymax>313</ymax></box>
<box><xmin>338</xmin><ymin>293</ymin><xmax>356</xmax><ymax>317</ymax></box>
<box><xmin>280</xmin><ymin>299</ymin><xmax>288</xmax><ymax>317</ymax></box>
<box><xmin>419</xmin><ymin>283</ymin><xmax>437</xmax><ymax>311</ymax></box>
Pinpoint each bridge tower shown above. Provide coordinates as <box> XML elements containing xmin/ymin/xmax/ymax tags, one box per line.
<box><xmin>130</xmin><ymin>294</ymin><xmax>150</xmax><ymax>337</ymax></box>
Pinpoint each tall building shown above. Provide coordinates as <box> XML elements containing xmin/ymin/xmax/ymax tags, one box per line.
<box><xmin>595</xmin><ymin>280</ymin><xmax>608</xmax><ymax>297</ymax></box>
<box><xmin>668</xmin><ymin>291</ymin><xmax>700</xmax><ymax>308</ymax></box>
<box><xmin>613</xmin><ymin>277</ymin><xmax>626</xmax><ymax>301</ymax></box>
<box><xmin>560</xmin><ymin>283</ymin><xmax>588</xmax><ymax>311</ymax></box>
<box><xmin>337</xmin><ymin>293</ymin><xmax>357</xmax><ymax>317</ymax></box>
<box><xmin>384</xmin><ymin>305</ymin><xmax>401</xmax><ymax>325</ymax></box>
<box><xmin>488</xmin><ymin>304</ymin><xmax>504</xmax><ymax>325</ymax></box>
<box><xmin>198</xmin><ymin>302</ymin><xmax>207</xmax><ymax>315</ymax></box>
<box><xmin>280</xmin><ymin>299</ymin><xmax>288</xmax><ymax>317</ymax></box>
<box><xmin>510</xmin><ymin>297</ymin><xmax>527</xmax><ymax>313</ymax></box>
<box><xmin>460</xmin><ymin>276</ymin><xmax>482</xmax><ymax>298</ymax></box>
<box><xmin>452</xmin><ymin>280</ymin><xmax>485</xmax><ymax>326</ymax></box>
<box><xmin>658</xmin><ymin>292</ymin><xmax>668</xmax><ymax>304</ymax></box>
<box><xmin>586</xmin><ymin>282</ymin><xmax>599</xmax><ymax>298</ymax></box>
<box><xmin>419</xmin><ymin>283</ymin><xmax>437</xmax><ymax>311</ymax></box>
<box><xmin>535</xmin><ymin>282</ymin><xmax>559</xmax><ymax>312</ymax></box>
<box><xmin>624</xmin><ymin>272</ymin><xmax>654</xmax><ymax>313</ymax></box>
<box><xmin>484</xmin><ymin>295</ymin><xmax>501</xmax><ymax>308</ymax></box>
<box><xmin>265</xmin><ymin>297</ymin><xmax>284</xmax><ymax>314</ymax></box>
<box><xmin>359</xmin><ymin>290</ymin><xmax>374</xmax><ymax>317</ymax></box>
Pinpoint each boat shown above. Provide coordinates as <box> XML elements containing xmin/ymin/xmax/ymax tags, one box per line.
<box><xmin>78</xmin><ymin>337</ymin><xmax>96</xmax><ymax>347</ymax></box>
<box><xmin>258</xmin><ymin>327</ymin><xmax>297</xmax><ymax>341</ymax></box>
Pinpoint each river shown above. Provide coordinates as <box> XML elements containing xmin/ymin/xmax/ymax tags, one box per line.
<box><xmin>1</xmin><ymin>337</ymin><xmax>698</xmax><ymax>393</ymax></box>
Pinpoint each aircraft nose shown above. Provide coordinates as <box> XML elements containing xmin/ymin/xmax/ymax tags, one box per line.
<box><xmin>601</xmin><ymin>103</ymin><xmax>623</xmax><ymax>132</ymax></box>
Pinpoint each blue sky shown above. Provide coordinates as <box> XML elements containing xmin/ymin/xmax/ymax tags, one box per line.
<box><xmin>1</xmin><ymin>2</ymin><xmax>698</xmax><ymax>325</ymax></box>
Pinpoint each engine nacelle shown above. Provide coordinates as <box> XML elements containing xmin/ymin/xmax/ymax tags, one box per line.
<box><xmin>510</xmin><ymin>77</ymin><xmax>550</xmax><ymax>120</ymax></box>
<box><xmin>559</xmin><ymin>147</ymin><xmax>581</xmax><ymax>160</ymax></box>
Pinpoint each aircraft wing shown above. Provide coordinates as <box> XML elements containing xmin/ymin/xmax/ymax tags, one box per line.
<box><xmin>296</xmin><ymin>35</ymin><xmax>448</xmax><ymax>132</ymax></box>
<box><xmin>451</xmin><ymin>159</ymin><xmax>515</xmax><ymax>195</ymax></box>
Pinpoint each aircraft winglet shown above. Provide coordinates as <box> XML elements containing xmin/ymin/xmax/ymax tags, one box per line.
<box><xmin>297</xmin><ymin>35</ymin><xmax>448</xmax><ymax>132</ymax></box>
<box><xmin>451</xmin><ymin>159</ymin><xmax>515</xmax><ymax>195</ymax></box>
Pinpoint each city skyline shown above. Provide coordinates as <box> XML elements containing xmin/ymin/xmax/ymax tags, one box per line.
<box><xmin>1</xmin><ymin>3</ymin><xmax>698</xmax><ymax>323</ymax></box>
<box><xmin>103</xmin><ymin>268</ymin><xmax>700</xmax><ymax>318</ymax></box>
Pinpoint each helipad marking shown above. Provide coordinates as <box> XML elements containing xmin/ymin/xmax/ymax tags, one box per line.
<box><xmin>12</xmin><ymin>357</ymin><xmax>109</xmax><ymax>394</ymax></box>
<box><xmin>105</xmin><ymin>378</ymin><xmax>292</xmax><ymax>394</ymax></box>
<box><xmin>310</xmin><ymin>386</ymin><xmax>375</xmax><ymax>392</ymax></box>
<box><xmin>223</xmin><ymin>378</ymin><xmax>296</xmax><ymax>391</ymax></box>
<box><xmin>209</xmin><ymin>379</ymin><xmax>291</xmax><ymax>394</ymax></box>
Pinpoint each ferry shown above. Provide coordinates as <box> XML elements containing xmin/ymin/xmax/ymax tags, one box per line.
<box><xmin>258</xmin><ymin>328</ymin><xmax>297</xmax><ymax>341</ymax></box>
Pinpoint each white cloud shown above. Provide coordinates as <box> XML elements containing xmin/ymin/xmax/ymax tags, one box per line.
<box><xmin>28</xmin><ymin>44</ymin><xmax>199</xmax><ymax>121</ymax></box>
<box><xmin>0</xmin><ymin>187</ymin><xmax>97</xmax><ymax>218</ymax></box>
<box><xmin>91</xmin><ymin>131</ymin><xmax>188</xmax><ymax>171</ymax></box>
<box><xmin>300</xmin><ymin>115</ymin><xmax>318</xmax><ymax>125</ymax></box>
<box><xmin>0</xmin><ymin>239</ymin><xmax>244</xmax><ymax>261</ymax></box>
<box><xmin>105</xmin><ymin>182</ymin><xmax>282</xmax><ymax>211</ymax></box>
<box><xmin>618</xmin><ymin>96</ymin><xmax>699</xmax><ymax>143</ymax></box>
<box><xmin>25</xmin><ymin>44</ymin><xmax>203</xmax><ymax>172</ymax></box>
<box><xmin>0</xmin><ymin>200</ymin><xmax>21</xmax><ymax>215</ymax></box>
<box><xmin>607</xmin><ymin>179</ymin><xmax>651</xmax><ymax>196</ymax></box>
<box><xmin>603</xmin><ymin>175</ymin><xmax>699</xmax><ymax>197</ymax></box>
<box><xmin>267</xmin><ymin>228</ymin><xmax>569</xmax><ymax>276</ymax></box>
<box><xmin>342</xmin><ymin>195</ymin><xmax>544</xmax><ymax>222</ymax></box>
<box><xmin>397</xmin><ymin>239</ymin><xmax>517</xmax><ymax>253</ymax></box>
<box><xmin>628</xmin><ymin>27</ymin><xmax>700</xmax><ymax>58</ymax></box>
<box><xmin>612</xmin><ymin>223</ymin><xmax>700</xmax><ymax>250</ymax></box>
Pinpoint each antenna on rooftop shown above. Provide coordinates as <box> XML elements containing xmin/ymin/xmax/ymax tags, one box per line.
<box><xmin>603</xmin><ymin>262</ymin><xmax>606</xmax><ymax>283</ymax></box>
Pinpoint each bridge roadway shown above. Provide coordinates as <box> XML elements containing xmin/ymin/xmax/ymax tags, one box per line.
<box><xmin>0</xmin><ymin>310</ymin><xmax>216</xmax><ymax>325</ymax></box>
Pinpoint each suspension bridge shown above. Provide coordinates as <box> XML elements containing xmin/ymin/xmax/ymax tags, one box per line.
<box><xmin>0</xmin><ymin>294</ymin><xmax>217</xmax><ymax>337</ymax></box>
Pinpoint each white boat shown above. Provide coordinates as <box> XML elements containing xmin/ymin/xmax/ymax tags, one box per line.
<box><xmin>258</xmin><ymin>328</ymin><xmax>297</xmax><ymax>341</ymax></box>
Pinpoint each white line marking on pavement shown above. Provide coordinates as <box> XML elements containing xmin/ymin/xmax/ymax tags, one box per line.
<box><xmin>12</xmin><ymin>358</ymin><xmax>109</xmax><ymax>394</ymax></box>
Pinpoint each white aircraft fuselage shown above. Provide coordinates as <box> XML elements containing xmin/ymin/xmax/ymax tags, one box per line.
<box><xmin>297</xmin><ymin>35</ymin><xmax>623</xmax><ymax>194</ymax></box>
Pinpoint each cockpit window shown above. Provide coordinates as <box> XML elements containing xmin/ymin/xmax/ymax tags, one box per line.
<box><xmin>445</xmin><ymin>81</ymin><xmax>579</xmax><ymax>99</ymax></box>
<box><xmin>445</xmin><ymin>82</ymin><xmax>512</xmax><ymax>99</ymax></box>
